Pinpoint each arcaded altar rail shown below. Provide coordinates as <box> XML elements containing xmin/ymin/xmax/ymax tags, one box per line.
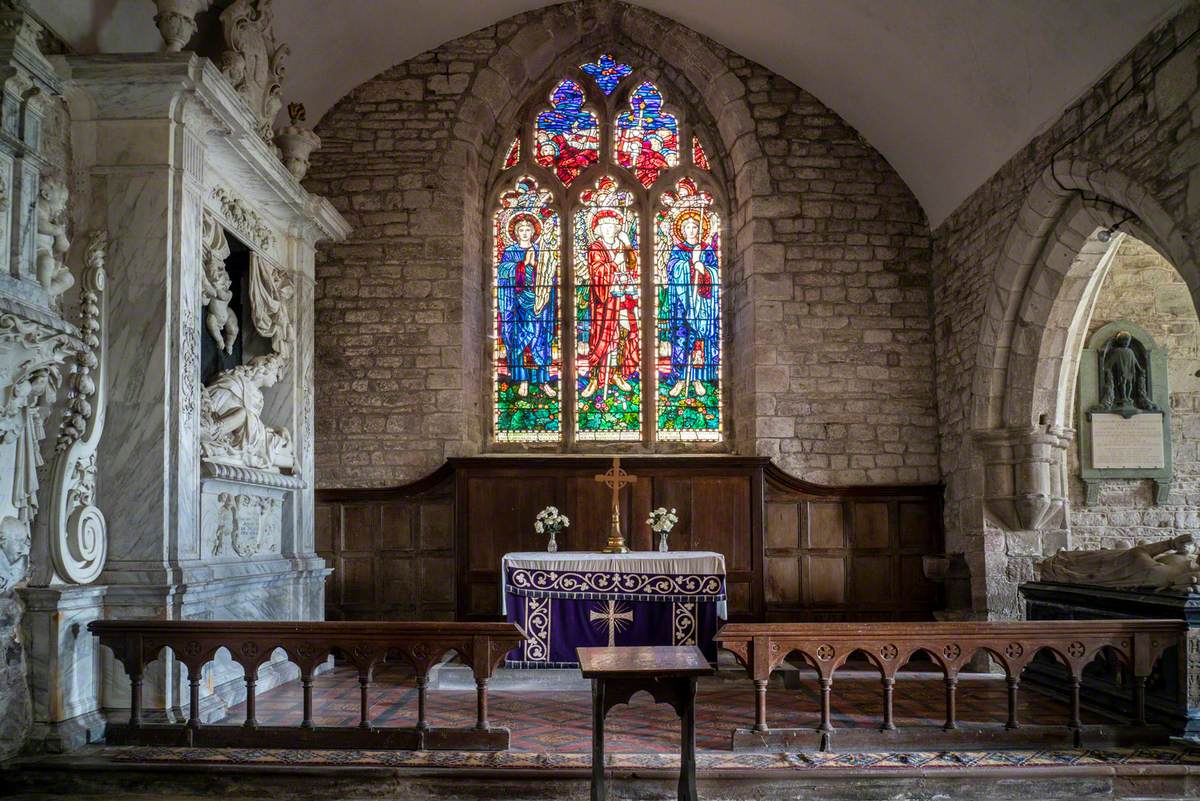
<box><xmin>88</xmin><ymin>620</ymin><xmax>526</xmax><ymax>750</ymax></box>
<box><xmin>715</xmin><ymin>620</ymin><xmax>1186</xmax><ymax>751</ymax></box>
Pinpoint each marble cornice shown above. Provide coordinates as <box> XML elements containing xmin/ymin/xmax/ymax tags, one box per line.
<box><xmin>0</xmin><ymin>292</ymin><xmax>80</xmax><ymax>341</ymax></box>
<box><xmin>201</xmin><ymin>459</ymin><xmax>306</xmax><ymax>490</ymax></box>
<box><xmin>59</xmin><ymin>54</ymin><xmax>350</xmax><ymax>246</ymax></box>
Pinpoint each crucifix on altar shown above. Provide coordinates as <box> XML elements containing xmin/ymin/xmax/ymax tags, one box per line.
<box><xmin>595</xmin><ymin>456</ymin><xmax>637</xmax><ymax>553</ymax></box>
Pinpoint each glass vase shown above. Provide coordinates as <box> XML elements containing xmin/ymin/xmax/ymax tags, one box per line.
<box><xmin>547</xmin><ymin>529</ymin><xmax>558</xmax><ymax>552</ymax></box>
<box><xmin>657</xmin><ymin>531</ymin><xmax>669</xmax><ymax>552</ymax></box>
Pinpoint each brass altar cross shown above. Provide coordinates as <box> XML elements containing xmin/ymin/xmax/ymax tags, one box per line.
<box><xmin>595</xmin><ymin>457</ymin><xmax>636</xmax><ymax>553</ymax></box>
<box><xmin>589</xmin><ymin>600</ymin><xmax>634</xmax><ymax>647</ymax></box>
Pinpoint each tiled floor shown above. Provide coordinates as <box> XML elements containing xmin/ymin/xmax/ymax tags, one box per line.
<box><xmin>221</xmin><ymin>662</ymin><xmax>1095</xmax><ymax>753</ymax></box>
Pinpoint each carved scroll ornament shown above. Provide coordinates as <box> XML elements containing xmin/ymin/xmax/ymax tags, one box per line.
<box><xmin>218</xmin><ymin>0</ymin><xmax>289</xmax><ymax>146</ymax></box>
<box><xmin>38</xmin><ymin>232</ymin><xmax>110</xmax><ymax>584</ymax></box>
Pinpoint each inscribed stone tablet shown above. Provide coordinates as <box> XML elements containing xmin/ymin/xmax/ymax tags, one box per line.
<box><xmin>1091</xmin><ymin>413</ymin><xmax>1165</xmax><ymax>469</ymax></box>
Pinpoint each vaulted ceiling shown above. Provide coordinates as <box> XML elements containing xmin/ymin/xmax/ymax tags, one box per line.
<box><xmin>33</xmin><ymin>0</ymin><xmax>1184</xmax><ymax>226</ymax></box>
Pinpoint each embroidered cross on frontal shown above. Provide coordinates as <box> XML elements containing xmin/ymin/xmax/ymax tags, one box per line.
<box><xmin>590</xmin><ymin>600</ymin><xmax>634</xmax><ymax>647</ymax></box>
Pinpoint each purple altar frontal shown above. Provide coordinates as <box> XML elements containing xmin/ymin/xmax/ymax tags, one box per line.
<box><xmin>501</xmin><ymin>551</ymin><xmax>727</xmax><ymax>669</ymax></box>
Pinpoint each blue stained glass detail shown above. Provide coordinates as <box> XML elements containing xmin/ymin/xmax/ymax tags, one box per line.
<box><xmin>581</xmin><ymin>54</ymin><xmax>632</xmax><ymax>95</ymax></box>
<box><xmin>535</xmin><ymin>80</ymin><xmax>599</xmax><ymax>186</ymax></box>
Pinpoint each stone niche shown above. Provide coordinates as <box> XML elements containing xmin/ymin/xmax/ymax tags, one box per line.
<box><xmin>1077</xmin><ymin>320</ymin><xmax>1172</xmax><ymax>504</ymax></box>
<box><xmin>56</xmin><ymin>50</ymin><xmax>349</xmax><ymax>730</ymax></box>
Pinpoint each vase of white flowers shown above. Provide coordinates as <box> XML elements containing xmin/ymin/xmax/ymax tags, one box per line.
<box><xmin>647</xmin><ymin>507</ymin><xmax>679</xmax><ymax>552</ymax></box>
<box><xmin>535</xmin><ymin>505</ymin><xmax>569</xmax><ymax>552</ymax></box>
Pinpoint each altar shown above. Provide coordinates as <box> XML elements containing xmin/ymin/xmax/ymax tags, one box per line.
<box><xmin>502</xmin><ymin>552</ymin><xmax>727</xmax><ymax>668</ymax></box>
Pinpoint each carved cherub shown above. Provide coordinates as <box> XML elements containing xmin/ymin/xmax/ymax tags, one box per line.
<box><xmin>201</xmin><ymin>214</ymin><xmax>238</xmax><ymax>354</ymax></box>
<box><xmin>35</xmin><ymin>178</ymin><xmax>74</xmax><ymax>298</ymax></box>
<box><xmin>201</xmin><ymin>263</ymin><xmax>239</xmax><ymax>354</ymax></box>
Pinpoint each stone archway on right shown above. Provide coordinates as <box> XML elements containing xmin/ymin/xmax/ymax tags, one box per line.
<box><xmin>1068</xmin><ymin>235</ymin><xmax>1200</xmax><ymax>550</ymax></box>
<box><xmin>966</xmin><ymin>160</ymin><xmax>1200</xmax><ymax>618</ymax></box>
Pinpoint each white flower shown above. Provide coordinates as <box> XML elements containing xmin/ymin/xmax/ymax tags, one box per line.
<box><xmin>561</xmin><ymin>515</ymin><xmax>570</xmax><ymax>526</ymax></box>
<box><xmin>535</xmin><ymin>521</ymin><xmax>544</xmax><ymax>533</ymax></box>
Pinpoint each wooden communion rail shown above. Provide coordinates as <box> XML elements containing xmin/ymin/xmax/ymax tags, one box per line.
<box><xmin>90</xmin><ymin>618</ymin><xmax>1187</xmax><ymax>753</ymax></box>
<box><xmin>88</xmin><ymin>620</ymin><xmax>527</xmax><ymax>750</ymax></box>
<box><xmin>714</xmin><ymin>620</ymin><xmax>1187</xmax><ymax>751</ymax></box>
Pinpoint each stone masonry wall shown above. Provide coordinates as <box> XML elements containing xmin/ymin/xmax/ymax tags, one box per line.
<box><xmin>307</xmin><ymin>0</ymin><xmax>936</xmax><ymax>489</ymax></box>
<box><xmin>932</xmin><ymin>4</ymin><xmax>1200</xmax><ymax>617</ymax></box>
<box><xmin>1069</xmin><ymin>237</ymin><xmax>1200</xmax><ymax>548</ymax></box>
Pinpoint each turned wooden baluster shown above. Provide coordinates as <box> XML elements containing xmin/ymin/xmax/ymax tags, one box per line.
<box><xmin>300</xmin><ymin>668</ymin><xmax>314</xmax><ymax>729</ymax></box>
<box><xmin>818</xmin><ymin>677</ymin><xmax>834</xmax><ymax>734</ymax></box>
<box><xmin>475</xmin><ymin>677</ymin><xmax>490</xmax><ymax>731</ymax></box>
<box><xmin>752</xmin><ymin>679</ymin><xmax>769</xmax><ymax>732</ymax></box>
<box><xmin>187</xmin><ymin>669</ymin><xmax>202</xmax><ymax>730</ymax></box>
<box><xmin>1134</xmin><ymin>675</ymin><xmax>1148</xmax><ymax>726</ymax></box>
<box><xmin>880</xmin><ymin>677</ymin><xmax>895</xmax><ymax>731</ymax></box>
<box><xmin>416</xmin><ymin>674</ymin><xmax>430</xmax><ymax>732</ymax></box>
<box><xmin>943</xmin><ymin>674</ymin><xmax>958</xmax><ymax>731</ymax></box>
<box><xmin>129</xmin><ymin>666</ymin><xmax>144</xmax><ymax>729</ymax></box>
<box><xmin>358</xmin><ymin>669</ymin><xmax>372</xmax><ymax>730</ymax></box>
<box><xmin>243</xmin><ymin>665</ymin><xmax>259</xmax><ymax>729</ymax></box>
<box><xmin>1068</xmin><ymin>673</ymin><xmax>1082</xmax><ymax>731</ymax></box>
<box><xmin>1005</xmin><ymin>676</ymin><xmax>1020</xmax><ymax>730</ymax></box>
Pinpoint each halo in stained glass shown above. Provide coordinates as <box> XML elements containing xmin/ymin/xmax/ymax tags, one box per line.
<box><xmin>614</xmin><ymin>82</ymin><xmax>678</xmax><ymax>188</ymax></box>
<box><xmin>503</xmin><ymin>136</ymin><xmax>520</xmax><ymax>169</ymax></box>
<box><xmin>493</xmin><ymin>176</ymin><xmax>562</xmax><ymax>442</ymax></box>
<box><xmin>692</xmin><ymin>136</ymin><xmax>710</xmax><ymax>171</ymax></box>
<box><xmin>580</xmin><ymin>53</ymin><xmax>631</xmax><ymax>95</ymax></box>
<box><xmin>654</xmin><ymin>177</ymin><xmax>721</xmax><ymax>441</ymax></box>
<box><xmin>574</xmin><ymin>176</ymin><xmax>641</xmax><ymax>440</ymax></box>
<box><xmin>534</xmin><ymin>80</ymin><xmax>599</xmax><ymax>186</ymax></box>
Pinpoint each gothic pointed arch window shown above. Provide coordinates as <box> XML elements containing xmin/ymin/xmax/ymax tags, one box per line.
<box><xmin>491</xmin><ymin>55</ymin><xmax>724</xmax><ymax>448</ymax></box>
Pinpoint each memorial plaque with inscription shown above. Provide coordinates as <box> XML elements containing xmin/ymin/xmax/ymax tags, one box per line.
<box><xmin>1077</xmin><ymin>320</ymin><xmax>1173</xmax><ymax>505</ymax></box>
<box><xmin>1091</xmin><ymin>413</ymin><xmax>1166</xmax><ymax>470</ymax></box>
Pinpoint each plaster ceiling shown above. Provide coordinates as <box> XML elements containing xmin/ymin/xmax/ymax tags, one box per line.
<box><xmin>32</xmin><ymin>0</ymin><xmax>1186</xmax><ymax>226</ymax></box>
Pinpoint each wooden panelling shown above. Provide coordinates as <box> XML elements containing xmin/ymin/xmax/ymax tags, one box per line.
<box><xmin>762</xmin><ymin>466</ymin><xmax>943</xmax><ymax>621</ymax></box>
<box><xmin>452</xmin><ymin>457</ymin><xmax>765</xmax><ymax>621</ymax></box>
<box><xmin>316</xmin><ymin>467</ymin><xmax>455</xmax><ymax>621</ymax></box>
<box><xmin>316</xmin><ymin>457</ymin><xmax>944</xmax><ymax>624</ymax></box>
<box><xmin>808</xmin><ymin>503</ymin><xmax>844</xmax><ymax>548</ymax></box>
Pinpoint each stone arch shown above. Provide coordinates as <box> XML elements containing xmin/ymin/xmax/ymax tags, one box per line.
<box><xmin>966</xmin><ymin>159</ymin><xmax>1200</xmax><ymax>615</ymax></box>
<box><xmin>973</xmin><ymin>160</ymin><xmax>1199</xmax><ymax>435</ymax></box>
<box><xmin>431</xmin><ymin>1</ymin><xmax>763</xmax><ymax>452</ymax></box>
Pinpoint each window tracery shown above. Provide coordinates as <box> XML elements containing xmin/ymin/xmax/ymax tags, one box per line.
<box><xmin>492</xmin><ymin>56</ymin><xmax>723</xmax><ymax>447</ymax></box>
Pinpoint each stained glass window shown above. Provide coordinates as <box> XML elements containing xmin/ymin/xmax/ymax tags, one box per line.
<box><xmin>692</xmin><ymin>137</ymin><xmax>709</xmax><ymax>171</ymax></box>
<box><xmin>493</xmin><ymin>177</ymin><xmax>561</xmax><ymax>442</ymax></box>
<box><xmin>492</xmin><ymin>59</ymin><xmax>724</xmax><ymax>447</ymax></box>
<box><xmin>655</xmin><ymin>178</ymin><xmax>721</xmax><ymax>440</ymax></box>
<box><xmin>614</xmin><ymin>82</ymin><xmax>678</xmax><ymax>188</ymax></box>
<box><xmin>535</xmin><ymin>80</ymin><xmax>599</xmax><ymax>186</ymax></box>
<box><xmin>581</xmin><ymin>54</ymin><xmax>631</xmax><ymax>95</ymax></box>
<box><xmin>575</xmin><ymin>176</ymin><xmax>641</xmax><ymax>440</ymax></box>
